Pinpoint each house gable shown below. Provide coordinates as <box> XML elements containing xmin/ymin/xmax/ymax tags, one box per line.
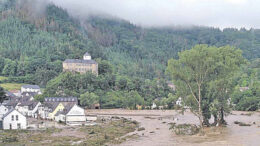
<box><xmin>48</xmin><ymin>103</ymin><xmax>64</xmax><ymax>119</ymax></box>
<box><xmin>2</xmin><ymin>109</ymin><xmax>27</xmax><ymax>129</ymax></box>
<box><xmin>66</xmin><ymin>105</ymin><xmax>85</xmax><ymax>116</ymax></box>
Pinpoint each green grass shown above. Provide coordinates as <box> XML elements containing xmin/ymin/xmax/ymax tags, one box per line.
<box><xmin>0</xmin><ymin>76</ymin><xmax>8</xmax><ymax>81</ymax></box>
<box><xmin>0</xmin><ymin>83</ymin><xmax>23</xmax><ymax>90</ymax></box>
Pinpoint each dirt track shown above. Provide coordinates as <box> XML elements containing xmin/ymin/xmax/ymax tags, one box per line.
<box><xmin>86</xmin><ymin>109</ymin><xmax>260</xmax><ymax>146</ymax></box>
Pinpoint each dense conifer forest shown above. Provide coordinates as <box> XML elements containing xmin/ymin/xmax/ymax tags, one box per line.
<box><xmin>0</xmin><ymin>0</ymin><xmax>259</xmax><ymax>110</ymax></box>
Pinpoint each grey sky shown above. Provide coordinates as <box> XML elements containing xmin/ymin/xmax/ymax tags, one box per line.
<box><xmin>49</xmin><ymin>0</ymin><xmax>260</xmax><ymax>28</ymax></box>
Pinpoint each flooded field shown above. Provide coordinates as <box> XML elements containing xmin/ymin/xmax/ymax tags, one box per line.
<box><xmin>86</xmin><ymin>109</ymin><xmax>260</xmax><ymax>146</ymax></box>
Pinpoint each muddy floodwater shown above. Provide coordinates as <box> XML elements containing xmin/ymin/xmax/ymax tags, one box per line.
<box><xmin>86</xmin><ymin>109</ymin><xmax>260</xmax><ymax>146</ymax></box>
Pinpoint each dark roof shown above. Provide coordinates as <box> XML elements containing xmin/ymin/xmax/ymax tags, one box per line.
<box><xmin>22</xmin><ymin>85</ymin><xmax>40</xmax><ymax>89</ymax></box>
<box><xmin>21</xmin><ymin>92</ymin><xmax>38</xmax><ymax>98</ymax></box>
<box><xmin>62</xmin><ymin>103</ymin><xmax>75</xmax><ymax>115</ymax></box>
<box><xmin>43</xmin><ymin>102</ymin><xmax>60</xmax><ymax>112</ymax></box>
<box><xmin>2</xmin><ymin>108</ymin><xmax>15</xmax><ymax>118</ymax></box>
<box><xmin>19</xmin><ymin>101</ymin><xmax>39</xmax><ymax>109</ymax></box>
<box><xmin>55</xmin><ymin>103</ymin><xmax>75</xmax><ymax>116</ymax></box>
<box><xmin>63</xmin><ymin>59</ymin><xmax>97</xmax><ymax>64</ymax></box>
<box><xmin>5</xmin><ymin>91</ymin><xmax>16</xmax><ymax>98</ymax></box>
<box><xmin>44</xmin><ymin>97</ymin><xmax>78</xmax><ymax>103</ymax></box>
<box><xmin>5</xmin><ymin>100</ymin><xmax>19</xmax><ymax>107</ymax></box>
<box><xmin>84</xmin><ymin>52</ymin><xmax>90</xmax><ymax>56</ymax></box>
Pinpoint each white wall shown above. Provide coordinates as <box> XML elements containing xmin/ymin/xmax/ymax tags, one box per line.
<box><xmin>3</xmin><ymin>110</ymin><xmax>27</xmax><ymax>129</ymax></box>
<box><xmin>21</xmin><ymin>87</ymin><xmax>41</xmax><ymax>94</ymax></box>
<box><xmin>55</xmin><ymin>114</ymin><xmax>65</xmax><ymax>122</ymax></box>
<box><xmin>38</xmin><ymin>106</ymin><xmax>49</xmax><ymax>119</ymax></box>
<box><xmin>28</xmin><ymin>102</ymin><xmax>41</xmax><ymax>117</ymax></box>
<box><xmin>83</xmin><ymin>55</ymin><xmax>91</xmax><ymax>60</ymax></box>
<box><xmin>66</xmin><ymin>105</ymin><xmax>86</xmax><ymax>125</ymax></box>
<box><xmin>0</xmin><ymin>105</ymin><xmax>8</xmax><ymax>119</ymax></box>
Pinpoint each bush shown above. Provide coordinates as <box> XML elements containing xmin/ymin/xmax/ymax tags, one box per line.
<box><xmin>170</xmin><ymin>123</ymin><xmax>200</xmax><ymax>135</ymax></box>
<box><xmin>2</xmin><ymin>136</ymin><xmax>18</xmax><ymax>143</ymax></box>
<box><xmin>235</xmin><ymin>96</ymin><xmax>260</xmax><ymax>111</ymax></box>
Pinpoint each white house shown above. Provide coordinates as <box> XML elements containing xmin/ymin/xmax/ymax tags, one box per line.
<box><xmin>21</xmin><ymin>85</ymin><xmax>41</xmax><ymax>94</ymax></box>
<box><xmin>55</xmin><ymin>103</ymin><xmax>86</xmax><ymax>125</ymax></box>
<box><xmin>1</xmin><ymin>109</ymin><xmax>27</xmax><ymax>129</ymax></box>
<box><xmin>16</xmin><ymin>101</ymin><xmax>41</xmax><ymax>118</ymax></box>
<box><xmin>0</xmin><ymin>105</ymin><xmax>9</xmax><ymax>119</ymax></box>
<box><xmin>176</xmin><ymin>97</ymin><xmax>182</xmax><ymax>106</ymax></box>
<box><xmin>151</xmin><ymin>102</ymin><xmax>157</xmax><ymax>109</ymax></box>
<box><xmin>83</xmin><ymin>52</ymin><xmax>91</xmax><ymax>60</ymax></box>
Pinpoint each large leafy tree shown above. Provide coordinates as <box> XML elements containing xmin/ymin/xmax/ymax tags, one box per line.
<box><xmin>166</xmin><ymin>45</ymin><xmax>244</xmax><ymax>127</ymax></box>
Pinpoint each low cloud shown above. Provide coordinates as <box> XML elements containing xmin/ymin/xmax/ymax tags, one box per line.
<box><xmin>49</xmin><ymin>0</ymin><xmax>260</xmax><ymax>28</ymax></box>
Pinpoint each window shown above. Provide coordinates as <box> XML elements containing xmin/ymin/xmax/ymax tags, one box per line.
<box><xmin>16</xmin><ymin>115</ymin><xmax>19</xmax><ymax>121</ymax></box>
<box><xmin>17</xmin><ymin>123</ymin><xmax>21</xmax><ymax>129</ymax></box>
<box><xmin>11</xmin><ymin>115</ymin><xmax>14</xmax><ymax>121</ymax></box>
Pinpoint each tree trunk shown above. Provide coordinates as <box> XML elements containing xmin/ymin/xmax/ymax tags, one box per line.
<box><xmin>218</xmin><ymin>107</ymin><xmax>227</xmax><ymax>126</ymax></box>
<box><xmin>212</xmin><ymin>113</ymin><xmax>218</xmax><ymax>126</ymax></box>
<box><xmin>198</xmin><ymin>84</ymin><xmax>203</xmax><ymax>127</ymax></box>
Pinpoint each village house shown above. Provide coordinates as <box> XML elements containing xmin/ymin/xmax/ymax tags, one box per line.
<box><xmin>167</xmin><ymin>81</ymin><xmax>176</xmax><ymax>91</ymax></box>
<box><xmin>9</xmin><ymin>90</ymin><xmax>21</xmax><ymax>97</ymax></box>
<box><xmin>0</xmin><ymin>109</ymin><xmax>27</xmax><ymax>130</ymax></box>
<box><xmin>38</xmin><ymin>102</ymin><xmax>64</xmax><ymax>120</ymax></box>
<box><xmin>176</xmin><ymin>97</ymin><xmax>182</xmax><ymax>106</ymax></box>
<box><xmin>4</xmin><ymin>97</ymin><xmax>20</xmax><ymax>110</ymax></box>
<box><xmin>239</xmin><ymin>87</ymin><xmax>249</xmax><ymax>92</ymax></box>
<box><xmin>0</xmin><ymin>105</ymin><xmax>8</xmax><ymax>119</ymax></box>
<box><xmin>55</xmin><ymin>103</ymin><xmax>86</xmax><ymax>125</ymax></box>
<box><xmin>21</xmin><ymin>85</ymin><xmax>41</xmax><ymax>94</ymax></box>
<box><xmin>63</xmin><ymin>52</ymin><xmax>98</xmax><ymax>75</ymax></box>
<box><xmin>16</xmin><ymin>101</ymin><xmax>41</xmax><ymax>118</ymax></box>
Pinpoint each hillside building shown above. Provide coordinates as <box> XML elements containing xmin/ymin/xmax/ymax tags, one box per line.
<box><xmin>63</xmin><ymin>52</ymin><xmax>98</xmax><ymax>75</ymax></box>
<box><xmin>21</xmin><ymin>85</ymin><xmax>41</xmax><ymax>94</ymax></box>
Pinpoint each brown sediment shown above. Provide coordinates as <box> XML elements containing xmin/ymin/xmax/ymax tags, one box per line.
<box><xmin>86</xmin><ymin>109</ymin><xmax>260</xmax><ymax>146</ymax></box>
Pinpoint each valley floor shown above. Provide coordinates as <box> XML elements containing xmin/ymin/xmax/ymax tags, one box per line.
<box><xmin>86</xmin><ymin>109</ymin><xmax>260</xmax><ymax>146</ymax></box>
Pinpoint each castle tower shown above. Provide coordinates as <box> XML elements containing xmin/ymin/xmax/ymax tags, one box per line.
<box><xmin>83</xmin><ymin>52</ymin><xmax>91</xmax><ymax>60</ymax></box>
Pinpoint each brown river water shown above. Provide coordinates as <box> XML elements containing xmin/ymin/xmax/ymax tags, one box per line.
<box><xmin>86</xmin><ymin>109</ymin><xmax>260</xmax><ymax>146</ymax></box>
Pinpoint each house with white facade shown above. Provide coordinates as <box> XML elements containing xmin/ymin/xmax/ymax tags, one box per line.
<box><xmin>176</xmin><ymin>97</ymin><xmax>182</xmax><ymax>106</ymax></box>
<box><xmin>21</xmin><ymin>85</ymin><xmax>41</xmax><ymax>94</ymax></box>
<box><xmin>151</xmin><ymin>102</ymin><xmax>157</xmax><ymax>109</ymax></box>
<box><xmin>1</xmin><ymin>109</ymin><xmax>27</xmax><ymax>129</ymax></box>
<box><xmin>55</xmin><ymin>103</ymin><xmax>86</xmax><ymax>125</ymax></box>
<box><xmin>0</xmin><ymin>105</ymin><xmax>9</xmax><ymax>119</ymax></box>
<box><xmin>16</xmin><ymin>101</ymin><xmax>41</xmax><ymax>118</ymax></box>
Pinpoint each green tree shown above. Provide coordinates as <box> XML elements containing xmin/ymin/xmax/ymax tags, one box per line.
<box><xmin>125</xmin><ymin>90</ymin><xmax>144</xmax><ymax>109</ymax></box>
<box><xmin>166</xmin><ymin>45</ymin><xmax>244</xmax><ymax>127</ymax></box>
<box><xmin>0</xmin><ymin>86</ymin><xmax>6</xmax><ymax>103</ymax></box>
<box><xmin>80</xmin><ymin>92</ymin><xmax>99</xmax><ymax>108</ymax></box>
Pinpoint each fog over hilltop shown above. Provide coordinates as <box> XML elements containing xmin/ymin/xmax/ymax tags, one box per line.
<box><xmin>45</xmin><ymin>0</ymin><xmax>260</xmax><ymax>29</ymax></box>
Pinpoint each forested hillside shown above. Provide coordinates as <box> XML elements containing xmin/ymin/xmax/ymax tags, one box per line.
<box><xmin>0</xmin><ymin>1</ymin><xmax>259</xmax><ymax>82</ymax></box>
<box><xmin>0</xmin><ymin>0</ymin><xmax>259</xmax><ymax>109</ymax></box>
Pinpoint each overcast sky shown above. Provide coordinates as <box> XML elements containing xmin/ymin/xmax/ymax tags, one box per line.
<box><xmin>49</xmin><ymin>0</ymin><xmax>260</xmax><ymax>29</ymax></box>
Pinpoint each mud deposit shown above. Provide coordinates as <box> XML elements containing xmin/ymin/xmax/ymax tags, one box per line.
<box><xmin>86</xmin><ymin>109</ymin><xmax>260</xmax><ymax>146</ymax></box>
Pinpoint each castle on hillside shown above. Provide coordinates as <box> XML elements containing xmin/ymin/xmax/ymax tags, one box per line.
<box><xmin>63</xmin><ymin>52</ymin><xmax>98</xmax><ymax>75</ymax></box>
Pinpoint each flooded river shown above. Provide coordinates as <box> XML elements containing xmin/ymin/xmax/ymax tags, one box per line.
<box><xmin>86</xmin><ymin>109</ymin><xmax>260</xmax><ymax>146</ymax></box>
